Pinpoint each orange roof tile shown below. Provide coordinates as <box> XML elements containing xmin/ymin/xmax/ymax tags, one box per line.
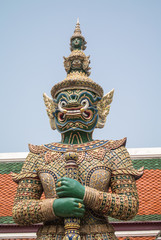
<box><xmin>0</xmin><ymin>174</ymin><xmax>17</xmax><ymax>217</ymax></box>
<box><xmin>136</xmin><ymin>169</ymin><xmax>161</xmax><ymax>215</ymax></box>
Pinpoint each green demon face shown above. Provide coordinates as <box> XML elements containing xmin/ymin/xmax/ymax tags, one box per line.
<box><xmin>71</xmin><ymin>37</ymin><xmax>83</xmax><ymax>50</ymax></box>
<box><xmin>53</xmin><ymin>90</ymin><xmax>101</xmax><ymax>133</ymax></box>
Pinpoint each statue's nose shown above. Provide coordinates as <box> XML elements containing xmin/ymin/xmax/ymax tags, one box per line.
<box><xmin>66</xmin><ymin>94</ymin><xmax>79</xmax><ymax>107</ymax></box>
<box><xmin>67</xmin><ymin>100</ymin><xmax>79</xmax><ymax>107</ymax></box>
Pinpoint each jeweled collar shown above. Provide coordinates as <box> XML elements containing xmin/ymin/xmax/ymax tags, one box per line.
<box><xmin>44</xmin><ymin>140</ymin><xmax>109</xmax><ymax>152</ymax></box>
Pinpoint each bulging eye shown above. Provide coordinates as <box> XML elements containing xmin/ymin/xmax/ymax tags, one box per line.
<box><xmin>60</xmin><ymin>100</ymin><xmax>67</xmax><ymax>108</ymax></box>
<box><xmin>80</xmin><ymin>99</ymin><xmax>89</xmax><ymax>106</ymax></box>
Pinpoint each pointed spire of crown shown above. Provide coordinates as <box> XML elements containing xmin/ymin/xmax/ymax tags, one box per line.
<box><xmin>70</xmin><ymin>19</ymin><xmax>87</xmax><ymax>51</ymax></box>
<box><xmin>50</xmin><ymin>21</ymin><xmax>104</xmax><ymax>99</ymax></box>
<box><xmin>63</xmin><ymin>19</ymin><xmax>90</xmax><ymax>76</ymax></box>
<box><xmin>74</xmin><ymin>18</ymin><xmax>81</xmax><ymax>36</ymax></box>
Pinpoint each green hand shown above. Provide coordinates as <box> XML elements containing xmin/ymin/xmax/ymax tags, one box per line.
<box><xmin>56</xmin><ymin>177</ymin><xmax>85</xmax><ymax>199</ymax></box>
<box><xmin>53</xmin><ymin>198</ymin><xmax>85</xmax><ymax>218</ymax></box>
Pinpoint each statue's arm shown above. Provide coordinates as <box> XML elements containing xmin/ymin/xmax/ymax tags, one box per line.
<box><xmin>83</xmin><ymin>146</ymin><xmax>143</xmax><ymax>221</ymax></box>
<box><xmin>12</xmin><ymin>153</ymin><xmax>57</xmax><ymax>225</ymax></box>
<box><xmin>83</xmin><ymin>174</ymin><xmax>138</xmax><ymax>220</ymax></box>
<box><xmin>12</xmin><ymin>178</ymin><xmax>57</xmax><ymax>225</ymax></box>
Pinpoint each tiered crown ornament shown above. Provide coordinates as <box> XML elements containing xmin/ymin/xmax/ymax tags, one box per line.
<box><xmin>43</xmin><ymin>19</ymin><xmax>114</xmax><ymax>132</ymax></box>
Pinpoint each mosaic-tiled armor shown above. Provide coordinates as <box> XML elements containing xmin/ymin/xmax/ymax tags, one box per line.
<box><xmin>12</xmin><ymin>20</ymin><xmax>143</xmax><ymax>240</ymax></box>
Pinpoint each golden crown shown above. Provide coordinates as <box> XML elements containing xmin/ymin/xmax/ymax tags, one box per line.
<box><xmin>51</xmin><ymin>20</ymin><xmax>104</xmax><ymax>98</ymax></box>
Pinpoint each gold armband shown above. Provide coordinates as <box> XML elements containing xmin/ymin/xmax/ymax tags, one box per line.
<box><xmin>41</xmin><ymin>198</ymin><xmax>57</xmax><ymax>221</ymax></box>
<box><xmin>83</xmin><ymin>186</ymin><xmax>103</xmax><ymax>210</ymax></box>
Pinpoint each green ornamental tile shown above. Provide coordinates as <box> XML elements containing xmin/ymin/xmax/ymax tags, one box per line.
<box><xmin>109</xmin><ymin>214</ymin><xmax>161</xmax><ymax>222</ymax></box>
<box><xmin>132</xmin><ymin>158</ymin><xmax>161</xmax><ymax>170</ymax></box>
<box><xmin>0</xmin><ymin>162</ymin><xmax>23</xmax><ymax>174</ymax></box>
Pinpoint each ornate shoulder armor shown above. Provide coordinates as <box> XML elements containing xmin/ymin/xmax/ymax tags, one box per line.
<box><xmin>28</xmin><ymin>143</ymin><xmax>47</xmax><ymax>155</ymax></box>
<box><xmin>104</xmin><ymin>137</ymin><xmax>127</xmax><ymax>150</ymax></box>
<box><xmin>107</xmin><ymin>142</ymin><xmax>144</xmax><ymax>180</ymax></box>
<box><xmin>12</xmin><ymin>147</ymin><xmax>44</xmax><ymax>183</ymax></box>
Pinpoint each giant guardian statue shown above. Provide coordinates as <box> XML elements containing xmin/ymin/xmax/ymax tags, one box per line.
<box><xmin>12</xmin><ymin>20</ymin><xmax>143</xmax><ymax>240</ymax></box>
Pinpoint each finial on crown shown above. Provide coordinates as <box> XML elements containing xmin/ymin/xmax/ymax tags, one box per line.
<box><xmin>50</xmin><ymin>20</ymin><xmax>104</xmax><ymax>99</ymax></box>
<box><xmin>70</xmin><ymin>19</ymin><xmax>87</xmax><ymax>51</ymax></box>
<box><xmin>63</xmin><ymin>19</ymin><xmax>90</xmax><ymax>76</ymax></box>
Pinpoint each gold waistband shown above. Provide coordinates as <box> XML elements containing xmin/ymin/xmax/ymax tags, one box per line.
<box><xmin>37</xmin><ymin>223</ymin><xmax>114</xmax><ymax>236</ymax></box>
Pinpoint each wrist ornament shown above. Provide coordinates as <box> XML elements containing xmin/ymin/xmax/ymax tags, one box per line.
<box><xmin>83</xmin><ymin>186</ymin><xmax>100</xmax><ymax>210</ymax></box>
<box><xmin>41</xmin><ymin>198</ymin><xmax>57</xmax><ymax>221</ymax></box>
<box><xmin>83</xmin><ymin>186</ymin><xmax>110</xmax><ymax>213</ymax></box>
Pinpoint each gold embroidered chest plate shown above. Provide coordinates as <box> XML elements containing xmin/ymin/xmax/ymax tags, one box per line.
<box><xmin>38</xmin><ymin>145</ymin><xmax>111</xmax><ymax>198</ymax></box>
<box><xmin>30</xmin><ymin>139</ymin><xmax>127</xmax><ymax>200</ymax></box>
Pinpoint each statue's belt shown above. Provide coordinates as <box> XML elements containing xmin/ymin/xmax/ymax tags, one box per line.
<box><xmin>37</xmin><ymin>223</ymin><xmax>114</xmax><ymax>235</ymax></box>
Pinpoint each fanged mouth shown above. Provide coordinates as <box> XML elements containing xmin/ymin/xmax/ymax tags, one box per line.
<box><xmin>82</xmin><ymin>111</ymin><xmax>91</xmax><ymax>118</ymax></box>
<box><xmin>57</xmin><ymin>100</ymin><xmax>92</xmax><ymax>122</ymax></box>
<box><xmin>58</xmin><ymin>108</ymin><xmax>92</xmax><ymax>121</ymax></box>
<box><xmin>65</xmin><ymin>107</ymin><xmax>82</xmax><ymax>115</ymax></box>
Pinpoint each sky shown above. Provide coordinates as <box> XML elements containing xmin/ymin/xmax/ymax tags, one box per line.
<box><xmin>0</xmin><ymin>0</ymin><xmax>161</xmax><ymax>153</ymax></box>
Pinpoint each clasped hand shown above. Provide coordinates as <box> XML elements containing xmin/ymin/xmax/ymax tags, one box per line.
<box><xmin>53</xmin><ymin>177</ymin><xmax>85</xmax><ymax>218</ymax></box>
<box><xmin>56</xmin><ymin>177</ymin><xmax>85</xmax><ymax>199</ymax></box>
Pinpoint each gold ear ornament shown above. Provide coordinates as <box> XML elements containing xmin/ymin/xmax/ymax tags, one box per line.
<box><xmin>96</xmin><ymin>89</ymin><xmax>114</xmax><ymax>128</ymax></box>
<box><xmin>43</xmin><ymin>93</ymin><xmax>58</xmax><ymax>130</ymax></box>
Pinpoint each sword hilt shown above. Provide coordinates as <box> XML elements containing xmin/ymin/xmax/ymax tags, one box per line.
<box><xmin>63</xmin><ymin>150</ymin><xmax>81</xmax><ymax>240</ymax></box>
